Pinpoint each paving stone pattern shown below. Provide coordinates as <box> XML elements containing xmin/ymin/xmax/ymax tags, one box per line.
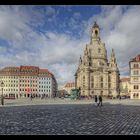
<box><xmin>0</xmin><ymin>103</ymin><xmax>140</xmax><ymax>135</ymax></box>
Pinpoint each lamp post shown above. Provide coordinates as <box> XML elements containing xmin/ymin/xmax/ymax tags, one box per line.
<box><xmin>1</xmin><ymin>81</ymin><xmax>4</xmax><ymax>106</ymax></box>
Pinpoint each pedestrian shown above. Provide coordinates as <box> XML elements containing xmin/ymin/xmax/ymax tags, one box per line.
<box><xmin>30</xmin><ymin>94</ymin><xmax>32</xmax><ymax>101</ymax></box>
<box><xmin>98</xmin><ymin>95</ymin><xmax>103</xmax><ymax>107</ymax></box>
<box><xmin>94</xmin><ymin>95</ymin><xmax>98</xmax><ymax>106</ymax></box>
<box><xmin>119</xmin><ymin>95</ymin><xmax>121</xmax><ymax>100</ymax></box>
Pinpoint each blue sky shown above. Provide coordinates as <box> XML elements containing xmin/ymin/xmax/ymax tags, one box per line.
<box><xmin>26</xmin><ymin>6</ymin><xmax>101</xmax><ymax>38</ymax></box>
<box><xmin>0</xmin><ymin>5</ymin><xmax>140</xmax><ymax>87</ymax></box>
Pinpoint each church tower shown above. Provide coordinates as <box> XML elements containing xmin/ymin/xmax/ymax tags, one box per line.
<box><xmin>109</xmin><ymin>49</ymin><xmax>120</xmax><ymax>97</ymax></box>
<box><xmin>91</xmin><ymin>21</ymin><xmax>100</xmax><ymax>43</ymax></box>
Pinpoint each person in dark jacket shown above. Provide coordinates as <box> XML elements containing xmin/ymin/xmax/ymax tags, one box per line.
<box><xmin>98</xmin><ymin>95</ymin><xmax>103</xmax><ymax>107</ymax></box>
<box><xmin>94</xmin><ymin>95</ymin><xmax>98</xmax><ymax>106</ymax></box>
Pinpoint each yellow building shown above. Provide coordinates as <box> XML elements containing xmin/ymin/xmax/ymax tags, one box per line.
<box><xmin>63</xmin><ymin>82</ymin><xmax>75</xmax><ymax>95</ymax></box>
<box><xmin>120</xmin><ymin>77</ymin><xmax>130</xmax><ymax>97</ymax></box>
<box><xmin>129</xmin><ymin>54</ymin><xmax>140</xmax><ymax>99</ymax></box>
<box><xmin>0</xmin><ymin>67</ymin><xmax>19</xmax><ymax>98</ymax></box>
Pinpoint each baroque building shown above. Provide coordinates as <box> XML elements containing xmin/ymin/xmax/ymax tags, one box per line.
<box><xmin>75</xmin><ymin>22</ymin><xmax>120</xmax><ymax>97</ymax></box>
<box><xmin>129</xmin><ymin>54</ymin><xmax>140</xmax><ymax>99</ymax></box>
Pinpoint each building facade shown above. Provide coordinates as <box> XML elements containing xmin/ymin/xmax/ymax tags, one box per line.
<box><xmin>120</xmin><ymin>77</ymin><xmax>130</xmax><ymax>97</ymax></box>
<box><xmin>75</xmin><ymin>22</ymin><xmax>120</xmax><ymax>97</ymax></box>
<box><xmin>38</xmin><ymin>69</ymin><xmax>53</xmax><ymax>98</ymax></box>
<box><xmin>0</xmin><ymin>67</ymin><xmax>19</xmax><ymax>98</ymax></box>
<box><xmin>19</xmin><ymin>66</ymin><xmax>39</xmax><ymax>97</ymax></box>
<box><xmin>0</xmin><ymin>65</ymin><xmax>57</xmax><ymax>98</ymax></box>
<box><xmin>129</xmin><ymin>54</ymin><xmax>140</xmax><ymax>99</ymax></box>
<box><xmin>63</xmin><ymin>82</ymin><xmax>75</xmax><ymax>95</ymax></box>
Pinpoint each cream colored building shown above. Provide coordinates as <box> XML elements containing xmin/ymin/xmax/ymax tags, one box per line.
<box><xmin>129</xmin><ymin>54</ymin><xmax>140</xmax><ymax>99</ymax></box>
<box><xmin>75</xmin><ymin>22</ymin><xmax>120</xmax><ymax>97</ymax></box>
<box><xmin>0</xmin><ymin>65</ymin><xmax>57</xmax><ymax>98</ymax></box>
<box><xmin>63</xmin><ymin>82</ymin><xmax>75</xmax><ymax>95</ymax></box>
<box><xmin>120</xmin><ymin>77</ymin><xmax>130</xmax><ymax>97</ymax></box>
<box><xmin>0</xmin><ymin>67</ymin><xmax>19</xmax><ymax>98</ymax></box>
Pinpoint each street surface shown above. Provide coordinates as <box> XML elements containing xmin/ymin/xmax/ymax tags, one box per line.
<box><xmin>0</xmin><ymin>99</ymin><xmax>140</xmax><ymax>135</ymax></box>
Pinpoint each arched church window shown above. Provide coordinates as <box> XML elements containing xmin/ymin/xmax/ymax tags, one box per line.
<box><xmin>95</xmin><ymin>30</ymin><xmax>98</xmax><ymax>36</ymax></box>
<box><xmin>101</xmin><ymin>83</ymin><xmax>103</xmax><ymax>88</ymax></box>
<box><xmin>98</xmin><ymin>48</ymin><xmax>101</xmax><ymax>53</ymax></box>
<box><xmin>108</xmin><ymin>76</ymin><xmax>111</xmax><ymax>82</ymax></box>
<box><xmin>89</xmin><ymin>62</ymin><xmax>91</xmax><ymax>66</ymax></box>
<box><xmin>83</xmin><ymin>76</ymin><xmax>85</xmax><ymax>84</ymax></box>
<box><xmin>91</xmin><ymin>76</ymin><xmax>94</xmax><ymax>82</ymax></box>
<box><xmin>101</xmin><ymin>76</ymin><xmax>103</xmax><ymax>82</ymax></box>
<box><xmin>101</xmin><ymin>76</ymin><xmax>103</xmax><ymax>88</ymax></box>
<box><xmin>91</xmin><ymin>83</ymin><xmax>94</xmax><ymax>88</ymax></box>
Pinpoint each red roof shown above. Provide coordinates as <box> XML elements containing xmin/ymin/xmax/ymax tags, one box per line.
<box><xmin>64</xmin><ymin>82</ymin><xmax>75</xmax><ymax>88</ymax></box>
<box><xmin>120</xmin><ymin>78</ymin><xmax>130</xmax><ymax>82</ymax></box>
<box><xmin>0</xmin><ymin>65</ymin><xmax>54</xmax><ymax>77</ymax></box>
<box><xmin>39</xmin><ymin>69</ymin><xmax>49</xmax><ymax>73</ymax></box>
<box><xmin>130</xmin><ymin>54</ymin><xmax>140</xmax><ymax>62</ymax></box>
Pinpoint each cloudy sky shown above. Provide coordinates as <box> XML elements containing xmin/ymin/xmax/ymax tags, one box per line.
<box><xmin>0</xmin><ymin>5</ymin><xmax>139</xmax><ymax>88</ymax></box>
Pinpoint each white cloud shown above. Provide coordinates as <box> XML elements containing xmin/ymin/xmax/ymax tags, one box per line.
<box><xmin>0</xmin><ymin>5</ymin><xmax>140</xmax><ymax>88</ymax></box>
<box><xmin>0</xmin><ymin>6</ymin><xmax>88</xmax><ymax>87</ymax></box>
<box><xmin>83</xmin><ymin>5</ymin><xmax>140</xmax><ymax>78</ymax></box>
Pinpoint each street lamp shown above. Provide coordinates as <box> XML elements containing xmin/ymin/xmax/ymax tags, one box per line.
<box><xmin>1</xmin><ymin>81</ymin><xmax>4</xmax><ymax>106</ymax></box>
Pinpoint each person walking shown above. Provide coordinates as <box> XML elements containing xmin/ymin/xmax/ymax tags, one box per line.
<box><xmin>94</xmin><ymin>95</ymin><xmax>98</xmax><ymax>106</ymax></box>
<box><xmin>98</xmin><ymin>95</ymin><xmax>103</xmax><ymax>107</ymax></box>
<box><xmin>30</xmin><ymin>94</ymin><xmax>32</xmax><ymax>101</ymax></box>
<box><xmin>119</xmin><ymin>95</ymin><xmax>121</xmax><ymax>100</ymax></box>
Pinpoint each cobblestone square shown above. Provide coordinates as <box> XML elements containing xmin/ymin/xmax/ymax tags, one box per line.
<box><xmin>0</xmin><ymin>99</ymin><xmax>140</xmax><ymax>135</ymax></box>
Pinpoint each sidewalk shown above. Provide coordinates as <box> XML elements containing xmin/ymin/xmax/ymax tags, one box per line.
<box><xmin>0</xmin><ymin>98</ymin><xmax>140</xmax><ymax>107</ymax></box>
<box><xmin>0</xmin><ymin>98</ymin><xmax>93</xmax><ymax>107</ymax></box>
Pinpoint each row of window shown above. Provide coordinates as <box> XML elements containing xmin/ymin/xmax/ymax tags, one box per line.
<box><xmin>2</xmin><ymin>88</ymin><xmax>52</xmax><ymax>92</ymax></box>
<box><xmin>39</xmin><ymin>78</ymin><xmax>51</xmax><ymax>80</ymax></box>
<box><xmin>133</xmin><ymin>64</ymin><xmax>139</xmax><ymax>68</ymax></box>
<box><xmin>39</xmin><ymin>90</ymin><xmax>51</xmax><ymax>92</ymax></box>
<box><xmin>82</xmin><ymin>76</ymin><xmax>111</xmax><ymax>82</ymax></box>
<box><xmin>20</xmin><ymin>80</ymin><xmax>37</xmax><ymax>83</ymax></box>
<box><xmin>20</xmin><ymin>84</ymin><xmax>37</xmax><ymax>87</ymax></box>
<box><xmin>19</xmin><ymin>89</ymin><xmax>51</xmax><ymax>92</ymax></box>
<box><xmin>2</xmin><ymin>80</ymin><xmax>18</xmax><ymax>83</ymax></box>
<box><xmin>20</xmin><ymin>70</ymin><xmax>38</xmax><ymax>73</ymax></box>
<box><xmin>133</xmin><ymin>70</ymin><xmax>139</xmax><ymax>75</ymax></box>
<box><xmin>3</xmin><ymin>89</ymin><xmax>18</xmax><ymax>92</ymax></box>
<box><xmin>5</xmin><ymin>85</ymin><xmax>18</xmax><ymax>87</ymax></box>
<box><xmin>3</xmin><ymin>84</ymin><xmax>51</xmax><ymax>87</ymax></box>
<box><xmin>0</xmin><ymin>76</ymin><xmax>51</xmax><ymax>79</ymax></box>
<box><xmin>0</xmin><ymin>76</ymin><xmax>18</xmax><ymax>79</ymax></box>
<box><xmin>20</xmin><ymin>77</ymin><xmax>37</xmax><ymax>79</ymax></box>
<box><xmin>39</xmin><ymin>82</ymin><xmax>51</xmax><ymax>84</ymax></box>
<box><xmin>134</xmin><ymin>85</ymin><xmax>139</xmax><ymax>89</ymax></box>
<box><xmin>83</xmin><ymin>83</ymin><xmax>109</xmax><ymax>88</ymax></box>
<box><xmin>133</xmin><ymin>77</ymin><xmax>139</xmax><ymax>81</ymax></box>
<box><xmin>133</xmin><ymin>93</ymin><xmax>139</xmax><ymax>96</ymax></box>
<box><xmin>39</xmin><ymin>86</ymin><xmax>51</xmax><ymax>88</ymax></box>
<box><xmin>20</xmin><ymin>89</ymin><xmax>37</xmax><ymax>92</ymax></box>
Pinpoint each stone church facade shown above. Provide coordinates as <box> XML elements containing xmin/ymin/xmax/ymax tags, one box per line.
<box><xmin>75</xmin><ymin>22</ymin><xmax>120</xmax><ymax>97</ymax></box>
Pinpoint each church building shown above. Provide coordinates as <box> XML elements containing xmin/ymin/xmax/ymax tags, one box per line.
<box><xmin>75</xmin><ymin>22</ymin><xmax>120</xmax><ymax>97</ymax></box>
